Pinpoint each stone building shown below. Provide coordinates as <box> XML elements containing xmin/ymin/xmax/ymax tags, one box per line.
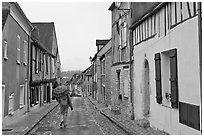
<box><xmin>91</xmin><ymin>39</ymin><xmax>110</xmax><ymax>102</ymax></box>
<box><xmin>82</xmin><ymin>65</ymin><xmax>93</xmax><ymax>97</ymax></box>
<box><xmin>108</xmin><ymin>2</ymin><xmax>132</xmax><ymax>117</ymax></box>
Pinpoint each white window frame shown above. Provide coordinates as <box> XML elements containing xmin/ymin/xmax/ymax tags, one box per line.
<box><xmin>19</xmin><ymin>85</ymin><xmax>25</xmax><ymax>109</ymax></box>
<box><xmin>8</xmin><ymin>93</ymin><xmax>14</xmax><ymax>115</ymax></box>
<box><xmin>3</xmin><ymin>40</ymin><xmax>8</xmax><ymax>60</ymax></box>
<box><xmin>17</xmin><ymin>35</ymin><xmax>21</xmax><ymax>64</ymax></box>
<box><xmin>2</xmin><ymin>84</ymin><xmax>5</xmax><ymax>117</ymax></box>
<box><xmin>23</xmin><ymin>40</ymin><xmax>27</xmax><ymax>66</ymax></box>
<box><xmin>52</xmin><ymin>58</ymin><xmax>55</xmax><ymax>74</ymax></box>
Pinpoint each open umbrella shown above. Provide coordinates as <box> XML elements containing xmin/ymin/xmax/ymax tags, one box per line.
<box><xmin>53</xmin><ymin>85</ymin><xmax>69</xmax><ymax>98</ymax></box>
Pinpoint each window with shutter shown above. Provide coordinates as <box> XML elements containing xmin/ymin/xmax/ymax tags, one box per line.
<box><xmin>35</xmin><ymin>47</ymin><xmax>38</xmax><ymax>73</ymax></box>
<box><xmin>3</xmin><ymin>40</ymin><xmax>8</xmax><ymax>60</ymax></box>
<box><xmin>23</xmin><ymin>40</ymin><xmax>27</xmax><ymax>65</ymax></box>
<box><xmin>17</xmin><ymin>35</ymin><xmax>21</xmax><ymax>64</ymax></box>
<box><xmin>154</xmin><ymin>53</ymin><xmax>162</xmax><ymax>104</ymax></box>
<box><xmin>169</xmin><ymin>49</ymin><xmax>178</xmax><ymax>108</ymax></box>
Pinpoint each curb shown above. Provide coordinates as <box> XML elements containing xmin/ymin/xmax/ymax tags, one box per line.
<box><xmin>87</xmin><ymin>97</ymin><xmax>134</xmax><ymax>135</ymax></box>
<box><xmin>24</xmin><ymin>103</ymin><xmax>59</xmax><ymax>135</ymax></box>
<box><xmin>100</xmin><ymin>111</ymin><xmax>134</xmax><ymax>135</ymax></box>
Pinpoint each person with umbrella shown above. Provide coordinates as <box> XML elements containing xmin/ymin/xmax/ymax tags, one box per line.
<box><xmin>53</xmin><ymin>85</ymin><xmax>73</xmax><ymax>128</ymax></box>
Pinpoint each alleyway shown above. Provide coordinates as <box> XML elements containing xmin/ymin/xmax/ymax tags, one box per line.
<box><xmin>27</xmin><ymin>97</ymin><xmax>127</xmax><ymax>135</ymax></box>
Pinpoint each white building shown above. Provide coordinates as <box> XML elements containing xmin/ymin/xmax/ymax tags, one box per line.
<box><xmin>130</xmin><ymin>2</ymin><xmax>202</xmax><ymax>134</ymax></box>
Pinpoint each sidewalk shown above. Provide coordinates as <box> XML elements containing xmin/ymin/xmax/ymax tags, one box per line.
<box><xmin>2</xmin><ymin>101</ymin><xmax>59</xmax><ymax>135</ymax></box>
<box><xmin>87</xmin><ymin>97</ymin><xmax>168</xmax><ymax>135</ymax></box>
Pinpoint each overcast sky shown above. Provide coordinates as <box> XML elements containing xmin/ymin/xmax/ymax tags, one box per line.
<box><xmin>19</xmin><ymin>2</ymin><xmax>111</xmax><ymax>71</ymax></box>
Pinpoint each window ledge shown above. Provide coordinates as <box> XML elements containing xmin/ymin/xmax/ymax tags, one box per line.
<box><xmin>4</xmin><ymin>57</ymin><xmax>8</xmax><ymax>60</ymax></box>
<box><xmin>162</xmin><ymin>104</ymin><xmax>171</xmax><ymax>109</ymax></box>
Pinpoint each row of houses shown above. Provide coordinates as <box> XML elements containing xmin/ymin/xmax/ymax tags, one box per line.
<box><xmin>77</xmin><ymin>2</ymin><xmax>202</xmax><ymax>135</ymax></box>
<box><xmin>2</xmin><ymin>2</ymin><xmax>62</xmax><ymax>126</ymax></box>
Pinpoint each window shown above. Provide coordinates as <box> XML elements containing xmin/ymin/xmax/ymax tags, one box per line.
<box><xmin>17</xmin><ymin>35</ymin><xmax>21</xmax><ymax>64</ymax></box>
<box><xmin>46</xmin><ymin>56</ymin><xmax>48</xmax><ymax>74</ymax></box>
<box><xmin>101</xmin><ymin>59</ymin><xmax>105</xmax><ymax>75</ymax></box>
<box><xmin>121</xmin><ymin>22</ymin><xmax>127</xmax><ymax>48</ymax></box>
<box><xmin>39</xmin><ymin>51</ymin><xmax>41</xmax><ymax>71</ymax></box>
<box><xmin>23</xmin><ymin>40</ymin><xmax>27</xmax><ymax>65</ymax></box>
<box><xmin>8</xmin><ymin>93</ymin><xmax>14</xmax><ymax>115</ymax></box>
<box><xmin>121</xmin><ymin>46</ymin><xmax>127</xmax><ymax>62</ymax></box>
<box><xmin>52</xmin><ymin>58</ymin><xmax>55</xmax><ymax>74</ymax></box>
<box><xmin>155</xmin><ymin>49</ymin><xmax>178</xmax><ymax>108</ymax></box>
<box><xmin>3</xmin><ymin>40</ymin><xmax>8</xmax><ymax>60</ymax></box>
<box><xmin>35</xmin><ymin>47</ymin><xmax>38</xmax><ymax>73</ymax></box>
<box><xmin>20</xmin><ymin>85</ymin><xmax>25</xmax><ymax>108</ymax></box>
<box><xmin>2</xmin><ymin>85</ymin><xmax>5</xmax><ymax>117</ymax></box>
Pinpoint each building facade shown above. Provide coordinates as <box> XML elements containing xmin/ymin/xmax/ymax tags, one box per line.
<box><xmin>29</xmin><ymin>33</ymin><xmax>55</xmax><ymax>110</ymax></box>
<box><xmin>2</xmin><ymin>3</ymin><xmax>62</xmax><ymax>126</ymax></box>
<box><xmin>108</xmin><ymin>2</ymin><xmax>132</xmax><ymax>117</ymax></box>
<box><xmin>91</xmin><ymin>39</ymin><xmax>110</xmax><ymax>102</ymax></box>
<box><xmin>130</xmin><ymin>2</ymin><xmax>202</xmax><ymax>134</ymax></box>
<box><xmin>32</xmin><ymin>22</ymin><xmax>61</xmax><ymax>103</ymax></box>
<box><xmin>2</xmin><ymin>2</ymin><xmax>33</xmax><ymax>125</ymax></box>
<box><xmin>97</xmin><ymin>40</ymin><xmax>112</xmax><ymax>106</ymax></box>
<box><xmin>82</xmin><ymin>65</ymin><xmax>93</xmax><ymax>97</ymax></box>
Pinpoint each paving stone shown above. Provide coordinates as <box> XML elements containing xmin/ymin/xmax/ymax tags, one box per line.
<box><xmin>87</xmin><ymin>97</ymin><xmax>169</xmax><ymax>135</ymax></box>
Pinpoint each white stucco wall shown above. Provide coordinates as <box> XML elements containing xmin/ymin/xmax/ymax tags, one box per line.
<box><xmin>133</xmin><ymin>16</ymin><xmax>201</xmax><ymax>134</ymax></box>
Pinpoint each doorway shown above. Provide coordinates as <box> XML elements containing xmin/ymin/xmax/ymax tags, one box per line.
<box><xmin>143</xmin><ymin>60</ymin><xmax>150</xmax><ymax>118</ymax></box>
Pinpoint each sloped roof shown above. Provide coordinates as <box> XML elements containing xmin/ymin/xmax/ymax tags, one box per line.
<box><xmin>84</xmin><ymin>65</ymin><xmax>93</xmax><ymax>76</ymax></box>
<box><xmin>2</xmin><ymin>8</ymin><xmax>10</xmax><ymax>30</ymax></box>
<box><xmin>108</xmin><ymin>2</ymin><xmax>115</xmax><ymax>11</ymax></box>
<box><xmin>2</xmin><ymin>2</ymin><xmax>33</xmax><ymax>31</ymax></box>
<box><xmin>96</xmin><ymin>39</ymin><xmax>110</xmax><ymax>46</ymax></box>
<box><xmin>32</xmin><ymin>22</ymin><xmax>55</xmax><ymax>53</ymax></box>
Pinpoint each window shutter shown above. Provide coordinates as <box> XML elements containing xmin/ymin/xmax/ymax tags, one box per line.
<box><xmin>170</xmin><ymin>49</ymin><xmax>178</xmax><ymax>108</ymax></box>
<box><xmin>154</xmin><ymin>53</ymin><xmax>162</xmax><ymax>104</ymax></box>
<box><xmin>35</xmin><ymin>47</ymin><xmax>37</xmax><ymax>73</ymax></box>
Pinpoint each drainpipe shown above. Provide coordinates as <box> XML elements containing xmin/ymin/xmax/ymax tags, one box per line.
<box><xmin>198</xmin><ymin>2</ymin><xmax>202</xmax><ymax>134</ymax></box>
<box><xmin>129</xmin><ymin>28</ymin><xmax>135</xmax><ymax>120</ymax></box>
<box><xmin>27</xmin><ymin>27</ymin><xmax>34</xmax><ymax>112</ymax></box>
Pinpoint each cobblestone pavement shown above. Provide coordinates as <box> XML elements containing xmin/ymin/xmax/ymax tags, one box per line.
<box><xmin>84</xmin><ymin>97</ymin><xmax>128</xmax><ymax>135</ymax></box>
<box><xmin>88</xmin><ymin>97</ymin><xmax>168</xmax><ymax>135</ymax></box>
<box><xmin>27</xmin><ymin>97</ymin><xmax>127</xmax><ymax>135</ymax></box>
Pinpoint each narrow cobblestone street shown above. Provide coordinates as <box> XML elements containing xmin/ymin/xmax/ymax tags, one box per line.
<box><xmin>27</xmin><ymin>97</ymin><xmax>127</xmax><ymax>135</ymax></box>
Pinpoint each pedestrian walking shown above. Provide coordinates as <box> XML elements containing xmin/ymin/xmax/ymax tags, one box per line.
<box><xmin>53</xmin><ymin>85</ymin><xmax>73</xmax><ymax>128</ymax></box>
<box><xmin>56</xmin><ymin>94</ymin><xmax>73</xmax><ymax>128</ymax></box>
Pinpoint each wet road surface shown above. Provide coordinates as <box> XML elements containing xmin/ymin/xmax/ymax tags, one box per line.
<box><xmin>28</xmin><ymin>97</ymin><xmax>126</xmax><ymax>135</ymax></box>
